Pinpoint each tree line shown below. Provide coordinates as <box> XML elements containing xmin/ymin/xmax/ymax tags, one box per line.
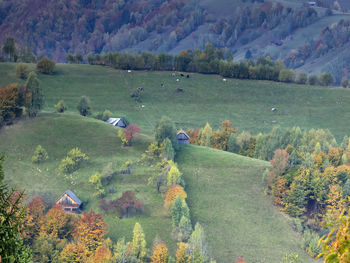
<box><xmin>87</xmin><ymin>43</ymin><xmax>334</xmax><ymax>86</ymax></box>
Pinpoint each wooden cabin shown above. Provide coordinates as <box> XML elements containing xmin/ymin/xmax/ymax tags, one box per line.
<box><xmin>177</xmin><ymin>130</ymin><xmax>190</xmax><ymax>144</ymax></box>
<box><xmin>56</xmin><ymin>190</ymin><xmax>82</xmax><ymax>212</ymax></box>
<box><xmin>106</xmin><ymin>118</ymin><xmax>127</xmax><ymax>128</ymax></box>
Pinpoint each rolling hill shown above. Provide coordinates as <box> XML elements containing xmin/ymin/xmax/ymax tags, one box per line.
<box><xmin>0</xmin><ymin>63</ymin><xmax>333</xmax><ymax>261</ymax></box>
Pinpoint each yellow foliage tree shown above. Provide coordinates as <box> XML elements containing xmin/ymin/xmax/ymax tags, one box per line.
<box><xmin>151</xmin><ymin>242</ymin><xmax>169</xmax><ymax>263</ymax></box>
<box><xmin>92</xmin><ymin>246</ymin><xmax>113</xmax><ymax>263</ymax></box>
<box><xmin>130</xmin><ymin>222</ymin><xmax>147</xmax><ymax>262</ymax></box>
<box><xmin>176</xmin><ymin>242</ymin><xmax>190</xmax><ymax>263</ymax></box>
<box><xmin>60</xmin><ymin>242</ymin><xmax>89</xmax><ymax>263</ymax></box>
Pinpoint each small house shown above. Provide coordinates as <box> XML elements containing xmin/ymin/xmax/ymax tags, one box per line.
<box><xmin>308</xmin><ymin>1</ymin><xmax>316</xmax><ymax>6</ymax></box>
<box><xmin>106</xmin><ymin>118</ymin><xmax>127</xmax><ymax>128</ymax></box>
<box><xmin>177</xmin><ymin>130</ymin><xmax>190</xmax><ymax>145</ymax></box>
<box><xmin>56</xmin><ymin>190</ymin><xmax>82</xmax><ymax>212</ymax></box>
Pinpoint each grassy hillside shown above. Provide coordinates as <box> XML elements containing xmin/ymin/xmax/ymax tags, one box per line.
<box><xmin>177</xmin><ymin>145</ymin><xmax>315</xmax><ymax>263</ymax></box>
<box><xmin>0</xmin><ymin>113</ymin><xmax>177</xmax><ymax>253</ymax></box>
<box><xmin>0</xmin><ymin>113</ymin><xmax>316</xmax><ymax>262</ymax></box>
<box><xmin>1</xmin><ymin>63</ymin><xmax>350</xmax><ymax>140</ymax></box>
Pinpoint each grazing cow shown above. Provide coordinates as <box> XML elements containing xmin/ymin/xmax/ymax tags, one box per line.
<box><xmin>161</xmin><ymin>83</ymin><xmax>164</xmax><ymax>87</ymax></box>
<box><xmin>186</xmin><ymin>74</ymin><xmax>190</xmax><ymax>78</ymax></box>
<box><xmin>137</xmin><ymin>87</ymin><xmax>144</xmax><ymax>92</ymax></box>
<box><xmin>180</xmin><ymin>73</ymin><xmax>184</xmax><ymax>77</ymax></box>
<box><xmin>271</xmin><ymin>107</ymin><xmax>277</xmax><ymax>112</ymax></box>
<box><xmin>176</xmin><ymin>79</ymin><xmax>180</xmax><ymax>82</ymax></box>
<box><xmin>223</xmin><ymin>78</ymin><xmax>227</xmax><ymax>82</ymax></box>
<box><xmin>172</xmin><ymin>73</ymin><xmax>176</xmax><ymax>77</ymax></box>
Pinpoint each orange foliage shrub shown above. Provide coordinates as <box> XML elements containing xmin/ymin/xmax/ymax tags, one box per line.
<box><xmin>235</xmin><ymin>256</ymin><xmax>246</xmax><ymax>263</ymax></box>
<box><xmin>164</xmin><ymin>185</ymin><xmax>187</xmax><ymax>208</ymax></box>
<box><xmin>151</xmin><ymin>242</ymin><xmax>169</xmax><ymax>263</ymax></box>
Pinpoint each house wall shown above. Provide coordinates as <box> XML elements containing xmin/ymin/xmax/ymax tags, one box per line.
<box><xmin>57</xmin><ymin>194</ymin><xmax>77</xmax><ymax>206</ymax></box>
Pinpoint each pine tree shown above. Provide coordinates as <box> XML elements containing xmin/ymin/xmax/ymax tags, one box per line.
<box><xmin>131</xmin><ymin>222</ymin><xmax>147</xmax><ymax>262</ymax></box>
<box><xmin>171</xmin><ymin>197</ymin><xmax>183</xmax><ymax>227</ymax></box>
<box><xmin>25</xmin><ymin>71</ymin><xmax>43</xmax><ymax>117</ymax></box>
<box><xmin>178</xmin><ymin>215</ymin><xmax>192</xmax><ymax>242</ymax></box>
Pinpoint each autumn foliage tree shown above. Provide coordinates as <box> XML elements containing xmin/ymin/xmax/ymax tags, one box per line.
<box><xmin>125</xmin><ymin>123</ymin><xmax>140</xmax><ymax>146</ymax></box>
<box><xmin>164</xmin><ymin>184</ymin><xmax>187</xmax><ymax>208</ymax></box>
<box><xmin>151</xmin><ymin>241</ymin><xmax>169</xmax><ymax>263</ymax></box>
<box><xmin>130</xmin><ymin>222</ymin><xmax>147</xmax><ymax>262</ymax></box>
<box><xmin>39</xmin><ymin>205</ymin><xmax>76</xmax><ymax>241</ymax></box>
<box><xmin>92</xmin><ymin>246</ymin><xmax>113</xmax><ymax>263</ymax></box>
<box><xmin>73</xmin><ymin>211</ymin><xmax>108</xmax><ymax>253</ymax></box>
<box><xmin>176</xmin><ymin>242</ymin><xmax>191</xmax><ymax>263</ymax></box>
<box><xmin>59</xmin><ymin>242</ymin><xmax>89</xmax><ymax>262</ymax></box>
<box><xmin>23</xmin><ymin>195</ymin><xmax>46</xmax><ymax>244</ymax></box>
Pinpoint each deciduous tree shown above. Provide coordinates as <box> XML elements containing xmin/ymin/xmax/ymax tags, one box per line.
<box><xmin>130</xmin><ymin>222</ymin><xmax>147</xmax><ymax>262</ymax></box>
<box><xmin>176</xmin><ymin>242</ymin><xmax>190</xmax><ymax>263</ymax></box>
<box><xmin>73</xmin><ymin>211</ymin><xmax>108</xmax><ymax>253</ymax></box>
<box><xmin>164</xmin><ymin>185</ymin><xmax>187</xmax><ymax>208</ymax></box>
<box><xmin>25</xmin><ymin>71</ymin><xmax>43</xmax><ymax>117</ymax></box>
<box><xmin>151</xmin><ymin>241</ymin><xmax>169</xmax><ymax>263</ymax></box>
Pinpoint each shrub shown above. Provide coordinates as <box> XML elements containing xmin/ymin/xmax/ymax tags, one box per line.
<box><xmin>54</xmin><ymin>100</ymin><xmax>67</xmax><ymax>113</ymax></box>
<box><xmin>341</xmin><ymin>77</ymin><xmax>349</xmax><ymax>88</ymax></box>
<box><xmin>308</xmin><ymin>75</ymin><xmax>318</xmax><ymax>85</ymax></box>
<box><xmin>36</xmin><ymin>57</ymin><xmax>55</xmax><ymax>74</ymax></box>
<box><xmin>77</xmin><ymin>96</ymin><xmax>91</xmax><ymax>116</ymax></box>
<box><xmin>32</xmin><ymin>145</ymin><xmax>48</xmax><ymax>163</ymax></box>
<box><xmin>59</xmin><ymin>148</ymin><xmax>88</xmax><ymax>173</ymax></box>
<box><xmin>319</xmin><ymin>73</ymin><xmax>334</xmax><ymax>86</ymax></box>
<box><xmin>279</xmin><ymin>69</ymin><xmax>295</xmax><ymax>83</ymax></box>
<box><xmin>102</xmin><ymin>110</ymin><xmax>112</xmax><ymax>121</ymax></box>
<box><xmin>16</xmin><ymin>63</ymin><xmax>30</xmax><ymax>79</ymax></box>
<box><xmin>296</xmin><ymin>72</ymin><xmax>307</xmax><ymax>84</ymax></box>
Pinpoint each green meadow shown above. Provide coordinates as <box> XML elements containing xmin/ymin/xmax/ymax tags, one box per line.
<box><xmin>1</xmin><ymin>62</ymin><xmax>347</xmax><ymax>261</ymax></box>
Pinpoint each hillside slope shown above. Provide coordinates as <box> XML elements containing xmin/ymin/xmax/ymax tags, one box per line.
<box><xmin>177</xmin><ymin>145</ymin><xmax>315</xmax><ymax>263</ymax></box>
<box><xmin>1</xmin><ymin>63</ymin><xmax>350</xmax><ymax>140</ymax></box>
<box><xmin>0</xmin><ymin>114</ymin><xmax>177</xmax><ymax>252</ymax></box>
<box><xmin>1</xmin><ymin>0</ymin><xmax>350</xmax><ymax>81</ymax></box>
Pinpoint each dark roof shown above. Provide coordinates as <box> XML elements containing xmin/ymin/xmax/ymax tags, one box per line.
<box><xmin>64</xmin><ymin>190</ymin><xmax>82</xmax><ymax>206</ymax></box>
<box><xmin>177</xmin><ymin>130</ymin><xmax>190</xmax><ymax>139</ymax></box>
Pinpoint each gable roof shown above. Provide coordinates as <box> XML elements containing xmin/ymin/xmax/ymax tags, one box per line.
<box><xmin>63</xmin><ymin>190</ymin><xmax>82</xmax><ymax>206</ymax></box>
<box><xmin>177</xmin><ymin>130</ymin><xmax>190</xmax><ymax>139</ymax></box>
<box><xmin>106</xmin><ymin>117</ymin><xmax>121</xmax><ymax>125</ymax></box>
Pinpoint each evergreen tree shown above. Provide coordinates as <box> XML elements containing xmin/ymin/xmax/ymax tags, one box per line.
<box><xmin>25</xmin><ymin>71</ymin><xmax>43</xmax><ymax>117</ymax></box>
<box><xmin>77</xmin><ymin>96</ymin><xmax>91</xmax><ymax>116</ymax></box>
<box><xmin>178</xmin><ymin>215</ymin><xmax>192</xmax><ymax>242</ymax></box>
<box><xmin>131</xmin><ymin>222</ymin><xmax>147</xmax><ymax>262</ymax></box>
<box><xmin>162</xmin><ymin>138</ymin><xmax>175</xmax><ymax>161</ymax></box>
<box><xmin>171</xmin><ymin>197</ymin><xmax>183</xmax><ymax>227</ymax></box>
<box><xmin>3</xmin><ymin>37</ymin><xmax>16</xmax><ymax>61</ymax></box>
<box><xmin>155</xmin><ymin>116</ymin><xmax>177</xmax><ymax>149</ymax></box>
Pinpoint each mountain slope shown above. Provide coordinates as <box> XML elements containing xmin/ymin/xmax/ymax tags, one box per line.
<box><xmin>2</xmin><ymin>0</ymin><xmax>350</xmax><ymax>82</ymax></box>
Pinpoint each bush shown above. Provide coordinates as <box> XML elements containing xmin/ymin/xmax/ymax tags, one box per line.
<box><xmin>279</xmin><ymin>69</ymin><xmax>295</xmax><ymax>83</ymax></box>
<box><xmin>59</xmin><ymin>148</ymin><xmax>89</xmax><ymax>173</ymax></box>
<box><xmin>16</xmin><ymin>63</ymin><xmax>30</xmax><ymax>79</ymax></box>
<box><xmin>296</xmin><ymin>72</ymin><xmax>307</xmax><ymax>84</ymax></box>
<box><xmin>36</xmin><ymin>57</ymin><xmax>55</xmax><ymax>74</ymax></box>
<box><xmin>32</xmin><ymin>145</ymin><xmax>48</xmax><ymax>163</ymax></box>
<box><xmin>77</xmin><ymin>96</ymin><xmax>91</xmax><ymax>116</ymax></box>
<box><xmin>319</xmin><ymin>73</ymin><xmax>334</xmax><ymax>86</ymax></box>
<box><xmin>308</xmin><ymin>75</ymin><xmax>318</xmax><ymax>85</ymax></box>
<box><xmin>54</xmin><ymin>100</ymin><xmax>67</xmax><ymax>113</ymax></box>
<box><xmin>341</xmin><ymin>77</ymin><xmax>349</xmax><ymax>88</ymax></box>
<box><xmin>102</xmin><ymin>110</ymin><xmax>112</xmax><ymax>121</ymax></box>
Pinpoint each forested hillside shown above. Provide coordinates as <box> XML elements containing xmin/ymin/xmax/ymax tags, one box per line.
<box><xmin>2</xmin><ymin>0</ymin><xmax>350</xmax><ymax>82</ymax></box>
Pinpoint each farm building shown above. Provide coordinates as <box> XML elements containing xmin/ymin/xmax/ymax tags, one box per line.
<box><xmin>106</xmin><ymin>118</ymin><xmax>127</xmax><ymax>128</ymax></box>
<box><xmin>56</xmin><ymin>190</ymin><xmax>82</xmax><ymax>212</ymax></box>
<box><xmin>177</xmin><ymin>130</ymin><xmax>190</xmax><ymax>144</ymax></box>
